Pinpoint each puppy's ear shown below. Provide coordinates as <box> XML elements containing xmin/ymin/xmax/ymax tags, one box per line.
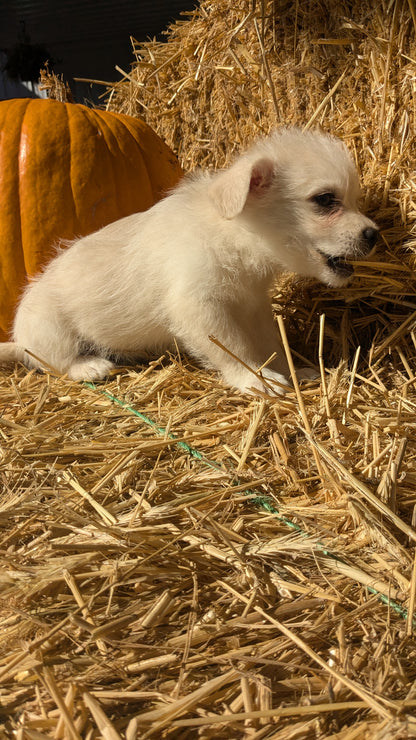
<box><xmin>210</xmin><ymin>157</ymin><xmax>275</xmax><ymax>219</ymax></box>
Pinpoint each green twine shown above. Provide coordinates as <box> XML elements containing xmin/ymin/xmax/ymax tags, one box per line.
<box><xmin>84</xmin><ymin>381</ymin><xmax>412</xmax><ymax>625</ymax></box>
<box><xmin>84</xmin><ymin>382</ymin><xmax>219</xmax><ymax>469</ymax></box>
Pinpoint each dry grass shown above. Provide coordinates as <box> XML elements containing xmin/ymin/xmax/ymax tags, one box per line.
<box><xmin>3</xmin><ymin>351</ymin><xmax>416</xmax><ymax>739</ymax></box>
<box><xmin>2</xmin><ymin>0</ymin><xmax>416</xmax><ymax>737</ymax></box>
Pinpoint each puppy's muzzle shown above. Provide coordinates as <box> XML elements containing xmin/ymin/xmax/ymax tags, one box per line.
<box><xmin>320</xmin><ymin>226</ymin><xmax>378</xmax><ymax>281</ymax></box>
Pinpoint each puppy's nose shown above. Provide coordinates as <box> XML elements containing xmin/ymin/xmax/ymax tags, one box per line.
<box><xmin>362</xmin><ymin>226</ymin><xmax>378</xmax><ymax>250</ymax></box>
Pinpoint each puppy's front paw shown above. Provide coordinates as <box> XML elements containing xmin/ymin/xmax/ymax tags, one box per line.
<box><xmin>257</xmin><ymin>367</ymin><xmax>290</xmax><ymax>395</ymax></box>
<box><xmin>297</xmin><ymin>366</ymin><xmax>319</xmax><ymax>382</ymax></box>
<box><xmin>67</xmin><ymin>357</ymin><xmax>115</xmax><ymax>381</ymax></box>
<box><xmin>222</xmin><ymin>366</ymin><xmax>290</xmax><ymax>396</ymax></box>
<box><xmin>239</xmin><ymin>368</ymin><xmax>289</xmax><ymax>395</ymax></box>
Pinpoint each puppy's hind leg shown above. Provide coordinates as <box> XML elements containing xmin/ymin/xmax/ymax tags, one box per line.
<box><xmin>14</xmin><ymin>304</ymin><xmax>115</xmax><ymax>381</ymax></box>
<box><xmin>66</xmin><ymin>356</ymin><xmax>116</xmax><ymax>382</ymax></box>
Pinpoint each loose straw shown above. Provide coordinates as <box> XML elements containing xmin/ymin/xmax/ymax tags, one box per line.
<box><xmin>83</xmin><ymin>380</ymin><xmax>415</xmax><ymax>626</ymax></box>
<box><xmin>216</xmin><ymin>581</ymin><xmax>394</xmax><ymax>720</ymax></box>
<box><xmin>306</xmin><ymin>434</ymin><xmax>416</xmax><ymax>543</ymax></box>
<box><xmin>407</xmin><ymin>548</ymin><xmax>416</xmax><ymax>636</ymax></box>
<box><xmin>303</xmin><ymin>66</ymin><xmax>349</xmax><ymax>130</ymax></box>
<box><xmin>318</xmin><ymin>314</ymin><xmax>331</xmax><ymax>419</ymax></box>
<box><xmin>277</xmin><ymin>315</ymin><xmax>325</xmax><ymax>478</ymax></box>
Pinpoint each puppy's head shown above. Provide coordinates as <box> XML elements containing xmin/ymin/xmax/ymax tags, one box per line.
<box><xmin>209</xmin><ymin>128</ymin><xmax>378</xmax><ymax>287</ymax></box>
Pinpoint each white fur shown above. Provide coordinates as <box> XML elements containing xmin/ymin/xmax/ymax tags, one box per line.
<box><xmin>0</xmin><ymin>128</ymin><xmax>378</xmax><ymax>394</ymax></box>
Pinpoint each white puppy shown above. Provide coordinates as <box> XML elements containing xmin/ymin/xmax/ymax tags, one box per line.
<box><xmin>0</xmin><ymin>128</ymin><xmax>377</xmax><ymax>393</ymax></box>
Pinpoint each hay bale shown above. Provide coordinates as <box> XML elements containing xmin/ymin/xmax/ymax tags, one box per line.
<box><xmin>2</xmin><ymin>1</ymin><xmax>416</xmax><ymax>738</ymax></box>
<box><xmin>107</xmin><ymin>0</ymin><xmax>414</xmax><ymax>181</ymax></box>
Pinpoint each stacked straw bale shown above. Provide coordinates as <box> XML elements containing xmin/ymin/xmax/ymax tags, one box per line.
<box><xmin>1</xmin><ymin>0</ymin><xmax>416</xmax><ymax>737</ymax></box>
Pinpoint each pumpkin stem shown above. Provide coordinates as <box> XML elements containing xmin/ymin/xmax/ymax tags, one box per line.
<box><xmin>39</xmin><ymin>65</ymin><xmax>74</xmax><ymax>103</ymax></box>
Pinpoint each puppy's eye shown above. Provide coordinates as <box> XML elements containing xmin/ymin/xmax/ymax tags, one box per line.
<box><xmin>311</xmin><ymin>192</ymin><xmax>338</xmax><ymax>210</ymax></box>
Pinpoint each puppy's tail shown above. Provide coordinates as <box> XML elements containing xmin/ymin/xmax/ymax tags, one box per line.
<box><xmin>0</xmin><ymin>342</ymin><xmax>32</xmax><ymax>369</ymax></box>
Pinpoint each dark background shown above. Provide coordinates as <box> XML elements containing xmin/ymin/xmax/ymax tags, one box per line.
<box><xmin>0</xmin><ymin>0</ymin><xmax>197</xmax><ymax>103</ymax></box>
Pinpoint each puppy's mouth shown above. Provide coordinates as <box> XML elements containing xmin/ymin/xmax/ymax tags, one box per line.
<box><xmin>318</xmin><ymin>251</ymin><xmax>354</xmax><ymax>279</ymax></box>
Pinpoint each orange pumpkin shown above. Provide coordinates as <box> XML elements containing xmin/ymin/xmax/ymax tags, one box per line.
<box><xmin>0</xmin><ymin>98</ymin><xmax>183</xmax><ymax>341</ymax></box>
